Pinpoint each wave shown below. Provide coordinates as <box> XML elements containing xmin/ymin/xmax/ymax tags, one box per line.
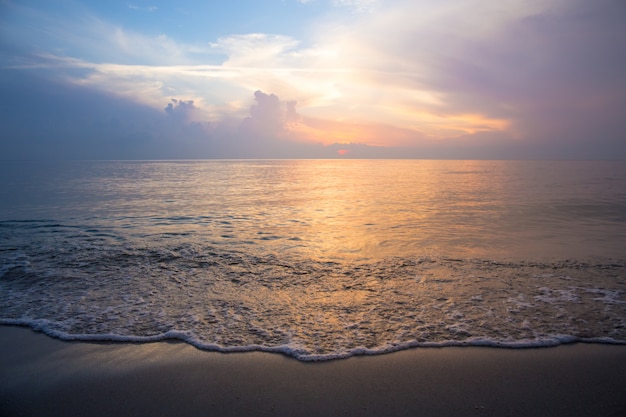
<box><xmin>2</xmin><ymin>318</ymin><xmax>626</xmax><ymax>362</ymax></box>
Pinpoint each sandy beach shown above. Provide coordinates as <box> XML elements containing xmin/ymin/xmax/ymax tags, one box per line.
<box><xmin>1</xmin><ymin>325</ymin><xmax>625</xmax><ymax>417</ymax></box>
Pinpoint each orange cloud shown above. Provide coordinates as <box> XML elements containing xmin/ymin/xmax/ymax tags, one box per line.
<box><xmin>286</xmin><ymin>116</ymin><xmax>427</xmax><ymax>147</ymax></box>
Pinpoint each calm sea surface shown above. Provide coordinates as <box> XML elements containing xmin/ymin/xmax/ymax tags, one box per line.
<box><xmin>1</xmin><ymin>160</ymin><xmax>625</xmax><ymax>360</ymax></box>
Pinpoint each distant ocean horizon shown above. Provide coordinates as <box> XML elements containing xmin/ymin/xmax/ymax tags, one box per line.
<box><xmin>1</xmin><ymin>159</ymin><xmax>625</xmax><ymax>360</ymax></box>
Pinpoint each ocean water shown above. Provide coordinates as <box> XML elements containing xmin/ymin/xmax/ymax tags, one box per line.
<box><xmin>1</xmin><ymin>159</ymin><xmax>625</xmax><ymax>360</ymax></box>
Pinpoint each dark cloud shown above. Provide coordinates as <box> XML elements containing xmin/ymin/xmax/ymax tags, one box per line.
<box><xmin>349</xmin><ymin>0</ymin><xmax>626</xmax><ymax>158</ymax></box>
<box><xmin>0</xmin><ymin>76</ymin><xmax>338</xmax><ymax>159</ymax></box>
<box><xmin>430</xmin><ymin>0</ymin><xmax>626</xmax><ymax>157</ymax></box>
<box><xmin>0</xmin><ymin>70</ymin><xmax>159</xmax><ymax>159</ymax></box>
<box><xmin>0</xmin><ymin>70</ymin><xmax>221</xmax><ymax>159</ymax></box>
<box><xmin>164</xmin><ymin>99</ymin><xmax>197</xmax><ymax>119</ymax></box>
<box><xmin>1</xmin><ymin>0</ymin><xmax>624</xmax><ymax>160</ymax></box>
<box><xmin>1</xmin><ymin>65</ymin><xmax>622</xmax><ymax>160</ymax></box>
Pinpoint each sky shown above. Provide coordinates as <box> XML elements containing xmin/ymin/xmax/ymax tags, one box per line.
<box><xmin>1</xmin><ymin>0</ymin><xmax>625</xmax><ymax>159</ymax></box>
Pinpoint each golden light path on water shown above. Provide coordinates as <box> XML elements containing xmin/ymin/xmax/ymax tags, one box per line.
<box><xmin>177</xmin><ymin>159</ymin><xmax>620</xmax><ymax>262</ymax></box>
<box><xmin>0</xmin><ymin>160</ymin><xmax>625</xmax><ymax>360</ymax></box>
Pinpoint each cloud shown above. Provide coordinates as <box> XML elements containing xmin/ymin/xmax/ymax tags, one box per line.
<box><xmin>210</xmin><ymin>34</ymin><xmax>300</xmax><ymax>68</ymax></box>
<box><xmin>238</xmin><ymin>91</ymin><xmax>424</xmax><ymax>149</ymax></box>
<box><xmin>164</xmin><ymin>98</ymin><xmax>201</xmax><ymax>123</ymax></box>
<box><xmin>9</xmin><ymin>53</ymin><xmax>252</xmax><ymax>123</ymax></box>
<box><xmin>1</xmin><ymin>0</ymin><xmax>625</xmax><ymax>159</ymax></box>
<box><xmin>0</xmin><ymin>71</ymin><xmax>165</xmax><ymax>159</ymax></box>
<box><xmin>302</xmin><ymin>0</ymin><xmax>626</xmax><ymax>155</ymax></box>
<box><xmin>247</xmin><ymin>91</ymin><xmax>283</xmax><ymax>132</ymax></box>
<box><xmin>0</xmin><ymin>2</ymin><xmax>216</xmax><ymax>66</ymax></box>
<box><xmin>241</xmin><ymin>90</ymin><xmax>302</xmax><ymax>136</ymax></box>
<box><xmin>0</xmin><ymin>69</ymin><xmax>619</xmax><ymax>160</ymax></box>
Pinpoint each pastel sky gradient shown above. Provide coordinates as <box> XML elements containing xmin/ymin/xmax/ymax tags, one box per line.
<box><xmin>1</xmin><ymin>0</ymin><xmax>625</xmax><ymax>159</ymax></box>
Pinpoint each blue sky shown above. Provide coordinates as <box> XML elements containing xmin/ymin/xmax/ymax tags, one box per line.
<box><xmin>2</xmin><ymin>1</ymin><xmax>327</xmax><ymax>61</ymax></box>
<box><xmin>1</xmin><ymin>0</ymin><xmax>625</xmax><ymax>159</ymax></box>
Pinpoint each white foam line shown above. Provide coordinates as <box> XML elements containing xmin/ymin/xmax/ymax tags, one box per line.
<box><xmin>2</xmin><ymin>319</ymin><xmax>625</xmax><ymax>362</ymax></box>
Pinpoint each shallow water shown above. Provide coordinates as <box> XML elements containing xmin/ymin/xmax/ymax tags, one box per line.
<box><xmin>1</xmin><ymin>160</ymin><xmax>625</xmax><ymax>360</ymax></box>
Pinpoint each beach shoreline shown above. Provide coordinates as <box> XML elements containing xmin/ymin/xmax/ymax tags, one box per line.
<box><xmin>1</xmin><ymin>325</ymin><xmax>625</xmax><ymax>417</ymax></box>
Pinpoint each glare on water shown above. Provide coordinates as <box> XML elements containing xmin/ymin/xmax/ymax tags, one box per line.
<box><xmin>1</xmin><ymin>160</ymin><xmax>625</xmax><ymax>360</ymax></box>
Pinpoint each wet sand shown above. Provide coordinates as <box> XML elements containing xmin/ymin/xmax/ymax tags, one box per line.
<box><xmin>1</xmin><ymin>325</ymin><xmax>625</xmax><ymax>417</ymax></box>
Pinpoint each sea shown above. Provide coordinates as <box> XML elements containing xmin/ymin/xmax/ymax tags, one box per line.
<box><xmin>1</xmin><ymin>159</ymin><xmax>625</xmax><ymax>361</ymax></box>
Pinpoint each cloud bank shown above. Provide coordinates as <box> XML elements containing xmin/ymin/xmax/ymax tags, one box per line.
<box><xmin>1</xmin><ymin>0</ymin><xmax>625</xmax><ymax>159</ymax></box>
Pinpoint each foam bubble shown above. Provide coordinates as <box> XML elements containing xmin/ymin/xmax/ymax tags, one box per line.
<box><xmin>1</xmin><ymin>222</ymin><xmax>625</xmax><ymax>361</ymax></box>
